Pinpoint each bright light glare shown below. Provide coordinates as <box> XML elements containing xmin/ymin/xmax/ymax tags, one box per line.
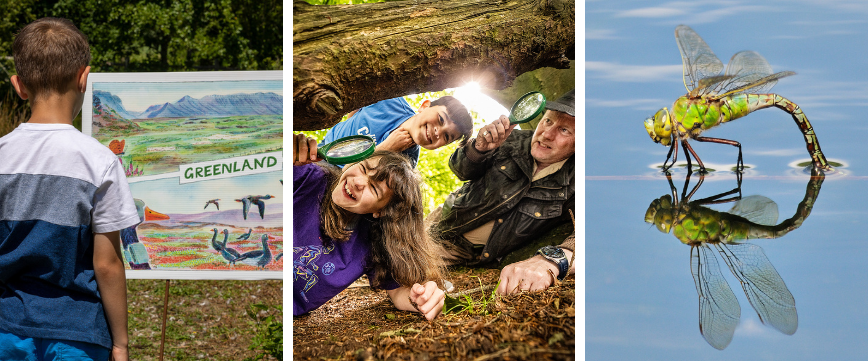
<box><xmin>451</xmin><ymin>82</ymin><xmax>509</xmax><ymax>130</ymax></box>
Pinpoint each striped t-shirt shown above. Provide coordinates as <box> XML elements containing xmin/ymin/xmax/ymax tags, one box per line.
<box><xmin>0</xmin><ymin>123</ymin><xmax>140</xmax><ymax>349</ymax></box>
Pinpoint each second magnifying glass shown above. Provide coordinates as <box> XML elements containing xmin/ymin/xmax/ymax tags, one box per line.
<box><xmin>317</xmin><ymin>135</ymin><xmax>376</xmax><ymax>165</ymax></box>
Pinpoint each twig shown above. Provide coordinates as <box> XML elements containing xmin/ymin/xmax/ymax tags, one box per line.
<box><xmin>461</xmin><ymin>314</ymin><xmax>500</xmax><ymax>338</ymax></box>
<box><xmin>472</xmin><ymin>346</ymin><xmax>510</xmax><ymax>361</ymax></box>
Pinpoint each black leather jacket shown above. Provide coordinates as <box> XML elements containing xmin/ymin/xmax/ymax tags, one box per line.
<box><xmin>433</xmin><ymin>130</ymin><xmax>575</xmax><ymax>265</ymax></box>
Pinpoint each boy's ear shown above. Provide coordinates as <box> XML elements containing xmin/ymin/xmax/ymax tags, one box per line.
<box><xmin>10</xmin><ymin>75</ymin><xmax>29</xmax><ymax>100</ymax></box>
<box><xmin>372</xmin><ymin>212</ymin><xmax>381</xmax><ymax>218</ymax></box>
<box><xmin>77</xmin><ymin>66</ymin><xmax>91</xmax><ymax>93</ymax></box>
<box><xmin>418</xmin><ymin>99</ymin><xmax>431</xmax><ymax>111</ymax></box>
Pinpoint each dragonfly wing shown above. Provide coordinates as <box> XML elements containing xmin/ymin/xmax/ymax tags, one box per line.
<box><xmin>726</xmin><ymin>195</ymin><xmax>780</xmax><ymax>226</ymax></box>
<box><xmin>717</xmin><ymin>243</ymin><xmax>798</xmax><ymax>335</ymax></box>
<box><xmin>691</xmin><ymin>245</ymin><xmax>740</xmax><ymax>350</ymax></box>
<box><xmin>676</xmin><ymin>25</ymin><xmax>724</xmax><ymax>93</ymax></box>
<box><xmin>710</xmin><ymin>51</ymin><xmax>796</xmax><ymax>98</ymax></box>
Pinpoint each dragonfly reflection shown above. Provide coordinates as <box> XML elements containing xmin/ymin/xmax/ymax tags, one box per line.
<box><xmin>644</xmin><ymin>170</ymin><xmax>824</xmax><ymax>349</ymax></box>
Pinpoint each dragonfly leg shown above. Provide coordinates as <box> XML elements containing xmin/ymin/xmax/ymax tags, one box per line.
<box><xmin>694</xmin><ymin>136</ymin><xmax>743</xmax><ymax>172</ymax></box>
<box><xmin>662</xmin><ymin>141</ymin><xmax>678</xmax><ymax>171</ymax></box>
<box><xmin>681</xmin><ymin>139</ymin><xmax>705</xmax><ymax>173</ymax></box>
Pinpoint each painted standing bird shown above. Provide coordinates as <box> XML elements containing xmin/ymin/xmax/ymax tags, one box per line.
<box><xmin>218</xmin><ymin>229</ymin><xmax>242</xmax><ymax>265</ymax></box>
<box><xmin>235</xmin><ymin>195</ymin><xmax>275</xmax><ymax>220</ymax></box>
<box><xmin>210</xmin><ymin>228</ymin><xmax>222</xmax><ymax>251</ymax></box>
<box><xmin>644</xmin><ymin>25</ymin><xmax>830</xmax><ymax>173</ymax></box>
<box><xmin>237</xmin><ymin>228</ymin><xmax>253</xmax><ymax>241</ymax></box>
<box><xmin>234</xmin><ymin>234</ymin><xmax>272</xmax><ymax>269</ymax></box>
<box><xmin>121</xmin><ymin>199</ymin><xmax>170</xmax><ymax>270</ymax></box>
<box><xmin>204</xmin><ymin>199</ymin><xmax>220</xmax><ymax>210</ymax></box>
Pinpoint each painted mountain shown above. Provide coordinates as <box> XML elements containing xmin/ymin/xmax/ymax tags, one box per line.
<box><xmin>138</xmin><ymin>92</ymin><xmax>282</xmax><ymax>118</ymax></box>
<box><xmin>93</xmin><ymin>90</ymin><xmax>140</xmax><ymax>119</ymax></box>
<box><xmin>92</xmin><ymin>91</ymin><xmax>283</xmax><ymax>120</ymax></box>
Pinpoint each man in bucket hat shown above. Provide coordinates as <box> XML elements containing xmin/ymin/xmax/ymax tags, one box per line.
<box><xmin>428</xmin><ymin>90</ymin><xmax>576</xmax><ymax>295</ymax></box>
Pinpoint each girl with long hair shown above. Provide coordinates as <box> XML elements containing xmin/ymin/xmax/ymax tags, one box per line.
<box><xmin>292</xmin><ymin>134</ymin><xmax>446</xmax><ymax>320</ymax></box>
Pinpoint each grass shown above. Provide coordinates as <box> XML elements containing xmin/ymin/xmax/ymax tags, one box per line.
<box><xmin>126</xmin><ymin>279</ymin><xmax>282</xmax><ymax>361</ymax></box>
<box><xmin>443</xmin><ymin>277</ymin><xmax>501</xmax><ymax>316</ymax></box>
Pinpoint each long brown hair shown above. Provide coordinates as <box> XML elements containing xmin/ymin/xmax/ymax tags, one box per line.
<box><xmin>317</xmin><ymin>151</ymin><xmax>444</xmax><ymax>288</ymax></box>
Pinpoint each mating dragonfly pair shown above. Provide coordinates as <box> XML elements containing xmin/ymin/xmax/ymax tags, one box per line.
<box><xmin>645</xmin><ymin>169</ymin><xmax>824</xmax><ymax>349</ymax></box>
<box><xmin>645</xmin><ymin>25</ymin><xmax>831</xmax><ymax>173</ymax></box>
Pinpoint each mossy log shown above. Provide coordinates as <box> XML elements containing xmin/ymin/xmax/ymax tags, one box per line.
<box><xmin>293</xmin><ymin>0</ymin><xmax>575</xmax><ymax>130</ymax></box>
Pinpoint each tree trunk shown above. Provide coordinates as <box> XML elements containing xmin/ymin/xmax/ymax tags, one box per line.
<box><xmin>293</xmin><ymin>0</ymin><xmax>575</xmax><ymax>131</ymax></box>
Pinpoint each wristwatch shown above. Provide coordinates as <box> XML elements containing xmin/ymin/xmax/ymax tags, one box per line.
<box><xmin>536</xmin><ymin>245</ymin><xmax>569</xmax><ymax>281</ymax></box>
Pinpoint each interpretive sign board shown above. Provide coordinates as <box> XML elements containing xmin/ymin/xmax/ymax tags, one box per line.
<box><xmin>82</xmin><ymin>71</ymin><xmax>282</xmax><ymax>279</ymax></box>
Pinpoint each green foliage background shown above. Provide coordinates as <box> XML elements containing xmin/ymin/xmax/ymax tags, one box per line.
<box><xmin>0</xmin><ymin>0</ymin><xmax>282</xmax><ymax>135</ymax></box>
<box><xmin>298</xmin><ymin>90</ymin><xmax>486</xmax><ymax>214</ymax></box>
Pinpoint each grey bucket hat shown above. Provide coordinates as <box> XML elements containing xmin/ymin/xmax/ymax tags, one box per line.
<box><xmin>544</xmin><ymin>89</ymin><xmax>575</xmax><ymax>117</ymax></box>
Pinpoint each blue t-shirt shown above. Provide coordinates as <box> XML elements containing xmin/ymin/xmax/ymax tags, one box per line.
<box><xmin>292</xmin><ymin>163</ymin><xmax>399</xmax><ymax>315</ymax></box>
<box><xmin>0</xmin><ymin>123</ymin><xmax>140</xmax><ymax>349</ymax></box>
<box><xmin>322</xmin><ymin>97</ymin><xmax>420</xmax><ymax>167</ymax></box>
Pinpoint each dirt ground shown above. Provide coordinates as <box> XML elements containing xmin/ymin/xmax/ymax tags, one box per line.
<box><xmin>293</xmin><ymin>267</ymin><xmax>575</xmax><ymax>360</ymax></box>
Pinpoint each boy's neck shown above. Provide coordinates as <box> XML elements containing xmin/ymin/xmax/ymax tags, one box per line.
<box><xmin>27</xmin><ymin>92</ymin><xmax>83</xmax><ymax>125</ymax></box>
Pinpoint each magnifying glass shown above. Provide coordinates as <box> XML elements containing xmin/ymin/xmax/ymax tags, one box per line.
<box><xmin>509</xmin><ymin>91</ymin><xmax>547</xmax><ymax>124</ymax></box>
<box><xmin>317</xmin><ymin>135</ymin><xmax>376</xmax><ymax>165</ymax></box>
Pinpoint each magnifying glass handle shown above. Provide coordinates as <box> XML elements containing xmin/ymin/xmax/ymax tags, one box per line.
<box><xmin>508</xmin><ymin>115</ymin><xmax>520</xmax><ymax>125</ymax></box>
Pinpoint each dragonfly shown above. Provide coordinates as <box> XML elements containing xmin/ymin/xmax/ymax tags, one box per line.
<box><xmin>644</xmin><ymin>169</ymin><xmax>824</xmax><ymax>349</ymax></box>
<box><xmin>644</xmin><ymin>25</ymin><xmax>831</xmax><ymax>173</ymax></box>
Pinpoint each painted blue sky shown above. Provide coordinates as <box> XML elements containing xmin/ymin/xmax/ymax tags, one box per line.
<box><xmin>587</xmin><ymin>1</ymin><xmax>868</xmax><ymax>359</ymax></box>
<box><xmin>94</xmin><ymin>80</ymin><xmax>283</xmax><ymax>112</ymax></box>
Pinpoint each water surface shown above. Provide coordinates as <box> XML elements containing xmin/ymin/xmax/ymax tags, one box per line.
<box><xmin>587</xmin><ymin>1</ymin><xmax>868</xmax><ymax>359</ymax></box>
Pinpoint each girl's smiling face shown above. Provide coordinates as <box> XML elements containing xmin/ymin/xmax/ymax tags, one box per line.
<box><xmin>332</xmin><ymin>157</ymin><xmax>394</xmax><ymax>217</ymax></box>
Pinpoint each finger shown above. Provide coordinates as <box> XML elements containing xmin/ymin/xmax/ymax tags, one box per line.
<box><xmin>496</xmin><ymin>274</ymin><xmax>509</xmax><ymax>295</ymax></box>
<box><xmin>292</xmin><ymin>134</ymin><xmax>300</xmax><ymax>162</ymax></box>
<box><xmin>307</xmin><ymin>137</ymin><xmax>318</xmax><ymax>161</ymax></box>
<box><xmin>293</xmin><ymin>134</ymin><xmax>304</xmax><ymax>162</ymax></box>
<box><xmin>419</xmin><ymin>288</ymin><xmax>442</xmax><ymax>315</ymax></box>
<box><xmin>418</xmin><ymin>281</ymin><xmax>437</xmax><ymax>304</ymax></box>
<box><xmin>494</xmin><ymin>121</ymin><xmax>507</xmax><ymax>142</ymax></box>
<box><xmin>528</xmin><ymin>276</ymin><xmax>549</xmax><ymax>292</ymax></box>
<box><xmin>425</xmin><ymin>296</ymin><xmax>444</xmax><ymax>321</ymax></box>
<box><xmin>415</xmin><ymin>283</ymin><xmax>427</xmax><ymax>294</ymax></box>
<box><xmin>296</xmin><ymin>136</ymin><xmax>310</xmax><ymax>164</ymax></box>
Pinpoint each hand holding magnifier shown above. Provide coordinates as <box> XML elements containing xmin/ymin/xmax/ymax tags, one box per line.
<box><xmin>481</xmin><ymin>91</ymin><xmax>547</xmax><ymax>139</ymax></box>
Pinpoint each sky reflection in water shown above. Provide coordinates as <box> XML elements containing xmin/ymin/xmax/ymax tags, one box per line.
<box><xmin>587</xmin><ymin>1</ymin><xmax>868</xmax><ymax>359</ymax></box>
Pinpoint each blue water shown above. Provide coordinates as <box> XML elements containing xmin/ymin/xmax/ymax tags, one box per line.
<box><xmin>587</xmin><ymin>1</ymin><xmax>868</xmax><ymax>359</ymax></box>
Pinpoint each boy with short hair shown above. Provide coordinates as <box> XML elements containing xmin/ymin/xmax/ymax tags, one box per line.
<box><xmin>0</xmin><ymin>17</ymin><xmax>139</xmax><ymax>361</ymax></box>
<box><xmin>321</xmin><ymin>95</ymin><xmax>474</xmax><ymax>167</ymax></box>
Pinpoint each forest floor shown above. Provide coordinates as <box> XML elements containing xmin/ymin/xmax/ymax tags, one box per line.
<box><xmin>293</xmin><ymin>267</ymin><xmax>575</xmax><ymax>360</ymax></box>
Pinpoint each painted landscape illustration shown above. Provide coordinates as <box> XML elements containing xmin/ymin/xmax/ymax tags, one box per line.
<box><xmin>88</xmin><ymin>79</ymin><xmax>283</xmax><ymax>275</ymax></box>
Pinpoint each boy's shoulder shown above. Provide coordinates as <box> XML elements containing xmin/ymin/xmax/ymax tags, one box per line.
<box><xmin>0</xmin><ymin>123</ymin><xmax>119</xmax><ymax>182</ymax></box>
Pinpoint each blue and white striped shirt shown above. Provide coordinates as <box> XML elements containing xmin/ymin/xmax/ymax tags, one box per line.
<box><xmin>0</xmin><ymin>123</ymin><xmax>139</xmax><ymax>348</ymax></box>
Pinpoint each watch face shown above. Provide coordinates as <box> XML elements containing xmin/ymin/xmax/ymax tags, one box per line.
<box><xmin>540</xmin><ymin>246</ymin><xmax>565</xmax><ymax>259</ymax></box>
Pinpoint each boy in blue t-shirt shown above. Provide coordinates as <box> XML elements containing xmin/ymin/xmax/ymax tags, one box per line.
<box><xmin>321</xmin><ymin>96</ymin><xmax>473</xmax><ymax>167</ymax></box>
<box><xmin>0</xmin><ymin>18</ymin><xmax>139</xmax><ymax>361</ymax></box>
